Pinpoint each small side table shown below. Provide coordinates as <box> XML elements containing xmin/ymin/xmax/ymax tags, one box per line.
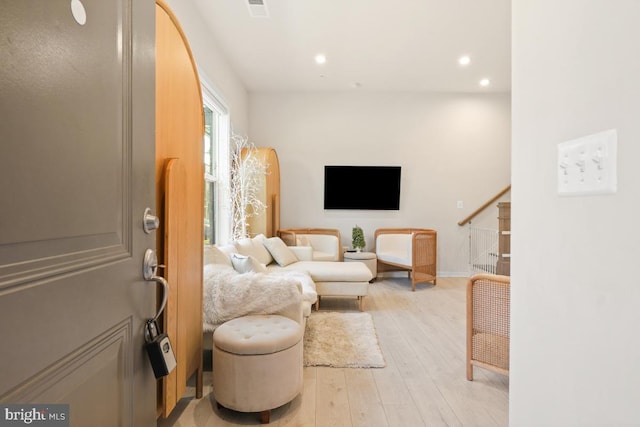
<box><xmin>344</xmin><ymin>251</ymin><xmax>377</xmax><ymax>282</ymax></box>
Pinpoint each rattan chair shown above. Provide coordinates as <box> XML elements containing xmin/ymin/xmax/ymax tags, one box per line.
<box><xmin>466</xmin><ymin>274</ymin><xmax>510</xmax><ymax>381</ymax></box>
<box><xmin>374</xmin><ymin>228</ymin><xmax>437</xmax><ymax>291</ymax></box>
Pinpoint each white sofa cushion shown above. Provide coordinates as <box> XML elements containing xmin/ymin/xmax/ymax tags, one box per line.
<box><xmin>230</xmin><ymin>254</ymin><xmax>267</xmax><ymax>273</ymax></box>
<box><xmin>288</xmin><ymin>246</ymin><xmax>313</xmax><ymax>261</ymax></box>
<box><xmin>235</xmin><ymin>235</ymin><xmax>274</xmax><ymax>265</ymax></box>
<box><xmin>262</xmin><ymin>237</ymin><xmax>298</xmax><ymax>267</ymax></box>
<box><xmin>285</xmin><ymin>261</ymin><xmax>372</xmax><ymax>282</ymax></box>
<box><xmin>302</xmin><ymin>234</ymin><xmax>340</xmax><ymax>261</ymax></box>
<box><xmin>311</xmin><ymin>251</ymin><xmax>337</xmax><ymax>261</ymax></box>
<box><xmin>376</xmin><ymin>234</ymin><xmax>412</xmax><ymax>266</ymax></box>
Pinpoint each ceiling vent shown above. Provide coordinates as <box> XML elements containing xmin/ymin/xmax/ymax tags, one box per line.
<box><xmin>247</xmin><ymin>0</ymin><xmax>269</xmax><ymax>18</ymax></box>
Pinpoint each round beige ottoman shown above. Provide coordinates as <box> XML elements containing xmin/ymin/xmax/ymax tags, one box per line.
<box><xmin>212</xmin><ymin>314</ymin><xmax>304</xmax><ymax>424</ymax></box>
<box><xmin>344</xmin><ymin>251</ymin><xmax>377</xmax><ymax>281</ymax></box>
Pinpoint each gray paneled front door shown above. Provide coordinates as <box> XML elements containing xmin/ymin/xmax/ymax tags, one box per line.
<box><xmin>0</xmin><ymin>0</ymin><xmax>157</xmax><ymax>425</ymax></box>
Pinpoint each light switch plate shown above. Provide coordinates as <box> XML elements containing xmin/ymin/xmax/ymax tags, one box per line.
<box><xmin>558</xmin><ymin>129</ymin><xmax>617</xmax><ymax>196</ymax></box>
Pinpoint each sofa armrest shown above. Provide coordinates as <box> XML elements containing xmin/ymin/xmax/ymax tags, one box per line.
<box><xmin>278</xmin><ymin>230</ymin><xmax>297</xmax><ymax>247</ymax></box>
<box><xmin>289</xmin><ymin>245</ymin><xmax>313</xmax><ymax>261</ymax></box>
<box><xmin>302</xmin><ymin>234</ymin><xmax>340</xmax><ymax>261</ymax></box>
<box><xmin>272</xmin><ymin>299</ymin><xmax>304</xmax><ymax>325</ymax></box>
<box><xmin>278</xmin><ymin>228</ymin><xmax>343</xmax><ymax>261</ymax></box>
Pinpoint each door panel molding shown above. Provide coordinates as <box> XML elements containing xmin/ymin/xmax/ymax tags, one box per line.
<box><xmin>0</xmin><ymin>243</ymin><xmax>131</xmax><ymax>292</ymax></box>
<box><xmin>0</xmin><ymin>0</ymin><xmax>135</xmax><ymax>294</ymax></box>
<box><xmin>0</xmin><ymin>318</ymin><xmax>133</xmax><ymax>425</ymax></box>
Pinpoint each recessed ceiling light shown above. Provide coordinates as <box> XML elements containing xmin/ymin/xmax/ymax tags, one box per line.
<box><xmin>315</xmin><ymin>54</ymin><xmax>326</xmax><ymax>65</ymax></box>
<box><xmin>479</xmin><ymin>78</ymin><xmax>491</xmax><ymax>87</ymax></box>
<box><xmin>458</xmin><ymin>55</ymin><xmax>471</xmax><ymax>66</ymax></box>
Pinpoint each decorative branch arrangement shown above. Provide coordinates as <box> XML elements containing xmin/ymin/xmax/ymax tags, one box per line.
<box><xmin>230</xmin><ymin>133</ymin><xmax>268</xmax><ymax>240</ymax></box>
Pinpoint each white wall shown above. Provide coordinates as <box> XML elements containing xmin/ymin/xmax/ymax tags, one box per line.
<box><xmin>511</xmin><ymin>1</ymin><xmax>640</xmax><ymax>425</ymax></box>
<box><xmin>250</xmin><ymin>92</ymin><xmax>511</xmax><ymax>276</ymax></box>
<box><xmin>164</xmin><ymin>0</ymin><xmax>249</xmax><ymax>134</ymax></box>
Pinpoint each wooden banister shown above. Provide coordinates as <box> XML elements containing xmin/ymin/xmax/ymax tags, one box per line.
<box><xmin>457</xmin><ymin>185</ymin><xmax>511</xmax><ymax>226</ymax></box>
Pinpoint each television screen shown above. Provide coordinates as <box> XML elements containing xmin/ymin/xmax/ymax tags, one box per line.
<box><xmin>324</xmin><ymin>166</ymin><xmax>401</xmax><ymax>210</ymax></box>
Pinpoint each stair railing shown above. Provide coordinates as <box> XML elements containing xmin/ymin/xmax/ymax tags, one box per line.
<box><xmin>457</xmin><ymin>185</ymin><xmax>511</xmax><ymax>227</ymax></box>
<box><xmin>469</xmin><ymin>227</ymin><xmax>499</xmax><ymax>275</ymax></box>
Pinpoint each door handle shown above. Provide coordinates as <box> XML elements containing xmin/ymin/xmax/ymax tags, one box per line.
<box><xmin>143</xmin><ymin>249</ymin><xmax>168</xmax><ymax>321</ymax></box>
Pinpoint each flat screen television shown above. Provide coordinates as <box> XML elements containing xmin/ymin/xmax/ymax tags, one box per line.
<box><xmin>324</xmin><ymin>166</ymin><xmax>401</xmax><ymax>210</ymax></box>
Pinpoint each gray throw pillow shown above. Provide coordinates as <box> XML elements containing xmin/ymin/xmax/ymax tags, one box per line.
<box><xmin>230</xmin><ymin>253</ymin><xmax>267</xmax><ymax>273</ymax></box>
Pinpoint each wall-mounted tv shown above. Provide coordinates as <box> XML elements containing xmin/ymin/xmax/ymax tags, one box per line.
<box><xmin>324</xmin><ymin>166</ymin><xmax>401</xmax><ymax>210</ymax></box>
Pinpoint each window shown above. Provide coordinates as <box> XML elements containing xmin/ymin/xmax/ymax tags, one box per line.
<box><xmin>202</xmin><ymin>83</ymin><xmax>230</xmax><ymax>246</ymax></box>
<box><xmin>203</xmin><ymin>105</ymin><xmax>217</xmax><ymax>245</ymax></box>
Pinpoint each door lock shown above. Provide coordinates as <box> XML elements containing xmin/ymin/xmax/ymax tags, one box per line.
<box><xmin>143</xmin><ymin>207</ymin><xmax>159</xmax><ymax>234</ymax></box>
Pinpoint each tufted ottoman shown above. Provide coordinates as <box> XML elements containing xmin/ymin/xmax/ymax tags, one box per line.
<box><xmin>212</xmin><ymin>314</ymin><xmax>304</xmax><ymax>424</ymax></box>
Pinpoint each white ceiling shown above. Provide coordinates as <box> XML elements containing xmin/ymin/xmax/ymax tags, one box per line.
<box><xmin>193</xmin><ymin>0</ymin><xmax>511</xmax><ymax>93</ymax></box>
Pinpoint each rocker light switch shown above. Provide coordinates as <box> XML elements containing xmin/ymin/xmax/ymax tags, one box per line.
<box><xmin>557</xmin><ymin>129</ymin><xmax>617</xmax><ymax>196</ymax></box>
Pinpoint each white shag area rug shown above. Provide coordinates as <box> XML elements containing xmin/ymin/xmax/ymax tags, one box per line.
<box><xmin>303</xmin><ymin>312</ymin><xmax>386</xmax><ymax>368</ymax></box>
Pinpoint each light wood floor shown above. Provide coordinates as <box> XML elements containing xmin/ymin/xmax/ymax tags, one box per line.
<box><xmin>158</xmin><ymin>277</ymin><xmax>509</xmax><ymax>427</ymax></box>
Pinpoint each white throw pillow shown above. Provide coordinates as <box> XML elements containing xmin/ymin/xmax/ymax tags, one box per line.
<box><xmin>235</xmin><ymin>235</ymin><xmax>274</xmax><ymax>265</ymax></box>
<box><xmin>263</xmin><ymin>237</ymin><xmax>299</xmax><ymax>267</ymax></box>
<box><xmin>204</xmin><ymin>245</ymin><xmax>232</xmax><ymax>267</ymax></box>
<box><xmin>230</xmin><ymin>253</ymin><xmax>267</xmax><ymax>274</ymax></box>
<box><xmin>217</xmin><ymin>244</ymin><xmax>238</xmax><ymax>256</ymax></box>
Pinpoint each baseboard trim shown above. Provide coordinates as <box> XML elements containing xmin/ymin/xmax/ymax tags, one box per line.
<box><xmin>437</xmin><ymin>271</ymin><xmax>471</xmax><ymax>278</ymax></box>
<box><xmin>376</xmin><ymin>271</ymin><xmax>471</xmax><ymax>279</ymax></box>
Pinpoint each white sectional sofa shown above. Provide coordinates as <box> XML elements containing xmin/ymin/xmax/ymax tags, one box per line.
<box><xmin>203</xmin><ymin>234</ymin><xmax>372</xmax><ymax>331</ymax></box>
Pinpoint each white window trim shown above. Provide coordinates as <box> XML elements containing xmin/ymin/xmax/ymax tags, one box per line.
<box><xmin>201</xmin><ymin>79</ymin><xmax>231</xmax><ymax>245</ymax></box>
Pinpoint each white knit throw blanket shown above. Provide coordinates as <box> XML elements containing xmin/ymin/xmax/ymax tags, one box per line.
<box><xmin>203</xmin><ymin>265</ymin><xmax>305</xmax><ymax>330</ymax></box>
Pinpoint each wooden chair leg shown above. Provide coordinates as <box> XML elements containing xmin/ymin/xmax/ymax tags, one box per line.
<box><xmin>195</xmin><ymin>365</ymin><xmax>203</xmax><ymax>399</ymax></box>
<box><xmin>315</xmin><ymin>297</ymin><xmax>320</xmax><ymax>311</ymax></box>
<box><xmin>359</xmin><ymin>296</ymin><xmax>365</xmax><ymax>311</ymax></box>
<box><xmin>260</xmin><ymin>410</ymin><xmax>270</xmax><ymax>424</ymax></box>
